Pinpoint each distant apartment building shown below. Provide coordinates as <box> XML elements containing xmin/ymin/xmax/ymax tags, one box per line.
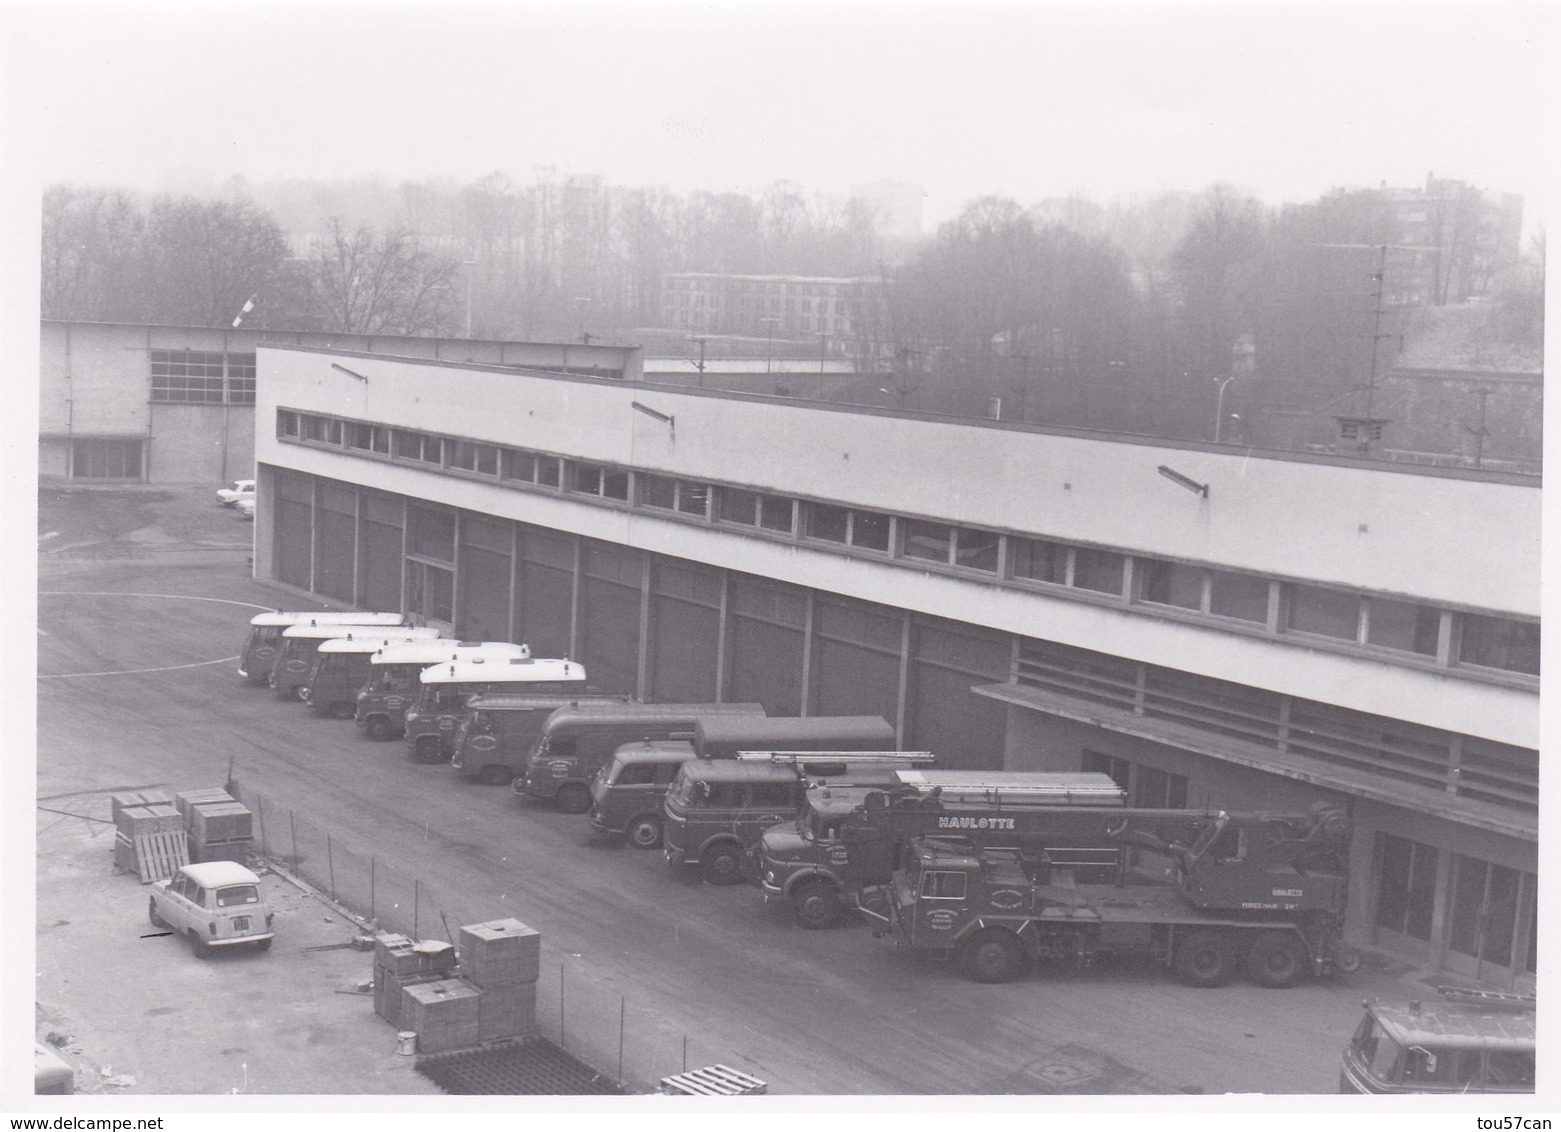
<box><xmin>660</xmin><ymin>274</ymin><xmax>878</xmax><ymax>340</ymax></box>
<box><xmin>1319</xmin><ymin>174</ymin><xmax>1525</xmax><ymax>307</ymax></box>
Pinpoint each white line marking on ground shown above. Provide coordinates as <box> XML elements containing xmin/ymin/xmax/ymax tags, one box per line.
<box><xmin>40</xmin><ymin>591</ymin><xmax>275</xmax><ymax>610</ymax></box>
<box><xmin>41</xmin><ymin>656</ymin><xmax>243</xmax><ymax>679</ymax></box>
<box><xmin>38</xmin><ymin>592</ymin><xmax>274</xmax><ymax>678</ymax></box>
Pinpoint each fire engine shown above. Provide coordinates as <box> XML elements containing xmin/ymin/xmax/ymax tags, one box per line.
<box><xmin>758</xmin><ymin>771</ymin><xmax>1127</xmax><ymax>929</ymax></box>
<box><xmin>857</xmin><ymin>802</ymin><xmax>1358</xmax><ymax>987</ymax></box>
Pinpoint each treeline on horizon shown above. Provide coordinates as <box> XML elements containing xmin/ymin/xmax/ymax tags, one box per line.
<box><xmin>41</xmin><ymin>170</ymin><xmax>1543</xmax><ymax>441</ymax></box>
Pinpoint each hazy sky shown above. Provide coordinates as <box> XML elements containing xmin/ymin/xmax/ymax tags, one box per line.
<box><xmin>4</xmin><ymin>1</ymin><xmax>1556</xmax><ymax>228</ymax></box>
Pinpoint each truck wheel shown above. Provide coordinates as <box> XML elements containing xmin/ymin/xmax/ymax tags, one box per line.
<box><xmin>959</xmin><ymin>928</ymin><xmax>1025</xmax><ymax>984</ymax></box>
<box><xmin>1174</xmin><ymin>930</ymin><xmax>1235</xmax><ymax>987</ymax></box>
<box><xmin>625</xmin><ymin>814</ymin><xmax>663</xmax><ymax>850</ymax></box>
<box><xmin>256</xmin><ymin>937</ymin><xmax>273</xmax><ymax>953</ymax></box>
<box><xmin>147</xmin><ymin>897</ymin><xmax>166</xmax><ymax>928</ymax></box>
<box><xmin>476</xmin><ymin>764</ymin><xmax>515</xmax><ymax>787</ymax></box>
<box><xmin>414</xmin><ymin>737</ymin><xmax>446</xmax><ymax>764</ymax></box>
<box><xmin>365</xmin><ymin>717</ymin><xmax>397</xmax><ymax>742</ymax></box>
<box><xmin>330</xmin><ymin>701</ymin><xmax>356</xmax><ymax>720</ymax></box>
<box><xmin>701</xmin><ymin>844</ymin><xmax>746</xmax><ymax>886</ymax></box>
<box><xmin>791</xmin><ymin>880</ymin><xmax>843</xmax><ymax>930</ymax></box>
<box><xmin>189</xmin><ymin>931</ymin><xmax>212</xmax><ymax>960</ymax></box>
<box><xmin>1332</xmin><ymin>944</ymin><xmax>1362</xmax><ymax>975</ymax></box>
<box><xmin>1245</xmin><ymin>931</ymin><xmax>1308</xmax><ymax>988</ymax></box>
<box><xmin>554</xmin><ymin>783</ymin><xmax>592</xmax><ymax>814</ymax></box>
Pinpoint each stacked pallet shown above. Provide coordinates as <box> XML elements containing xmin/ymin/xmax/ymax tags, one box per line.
<box><xmin>401</xmin><ymin>979</ymin><xmax>482</xmax><ymax>1054</ymax></box>
<box><xmin>373</xmin><ymin>934</ymin><xmax>458</xmax><ymax>1029</ymax></box>
<box><xmin>458</xmin><ymin>918</ymin><xmax>541</xmax><ymax>1043</ymax></box>
<box><xmin>111</xmin><ymin>794</ymin><xmax>184</xmax><ymax>881</ymax></box>
<box><xmin>176</xmin><ymin>788</ymin><xmax>253</xmax><ymax>863</ymax></box>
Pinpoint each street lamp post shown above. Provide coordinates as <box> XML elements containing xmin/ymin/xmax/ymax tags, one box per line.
<box><xmin>462</xmin><ymin>260</ymin><xmax>475</xmax><ymax>338</ymax></box>
<box><xmin>761</xmin><ymin>316</ymin><xmax>781</xmax><ymax>375</ymax></box>
<box><xmin>1214</xmin><ymin>374</ymin><xmax>1237</xmax><ymax>443</ymax></box>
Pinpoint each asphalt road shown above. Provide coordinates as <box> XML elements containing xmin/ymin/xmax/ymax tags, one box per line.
<box><xmin>35</xmin><ymin>485</ymin><xmax>1422</xmax><ymax>1097</ymax></box>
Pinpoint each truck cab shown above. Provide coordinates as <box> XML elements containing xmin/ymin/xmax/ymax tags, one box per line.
<box><xmin>587</xmin><ymin>739</ymin><xmax>699</xmax><ymax>848</ymax></box>
<box><xmin>304</xmin><ymin>628</ymin><xmax>444</xmax><ymax>718</ymax></box>
<box><xmin>1340</xmin><ymin>988</ymin><xmax>1535</xmax><ymax>1093</ymax></box>
<box><xmin>450</xmin><ymin>685</ymin><xmax>631</xmax><ymax>785</ymax></box>
<box><xmin>403</xmin><ymin>656</ymin><xmax>595</xmax><ymax>765</ymax></box>
<box><xmin>662</xmin><ymin>755</ymin><xmax>917</xmax><ymax>886</ymax></box>
<box><xmin>271</xmin><ymin>618</ymin><xmax>411</xmax><ymax>701</ymax></box>
<box><xmin>356</xmin><ymin>640</ymin><xmax>530</xmax><ymax>741</ymax></box>
<box><xmin>518</xmin><ymin>702</ymin><xmax>766</xmax><ymax>813</ymax></box>
<box><xmin>239</xmin><ymin>610</ymin><xmax>407</xmax><ymax>685</ymax></box>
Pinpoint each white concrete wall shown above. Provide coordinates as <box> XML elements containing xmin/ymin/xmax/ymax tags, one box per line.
<box><xmin>259</xmin><ymin>346</ymin><xmax>1540</xmax><ymax>617</ymax></box>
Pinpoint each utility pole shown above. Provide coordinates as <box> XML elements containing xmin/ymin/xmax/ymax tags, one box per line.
<box><xmin>690</xmin><ymin>337</ymin><xmax>707</xmax><ymax>389</ymax></box>
<box><xmin>463</xmin><ymin>260</ymin><xmax>475</xmax><ymax>338</ymax></box>
<box><xmin>1466</xmin><ymin>388</ymin><xmax>1493</xmax><ymax>469</ymax></box>
<box><xmin>762</xmin><ymin>316</ymin><xmax>781</xmax><ymax>375</ymax></box>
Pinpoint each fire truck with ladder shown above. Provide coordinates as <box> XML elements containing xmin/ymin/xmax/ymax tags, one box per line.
<box><xmin>856</xmin><ymin>800</ymin><xmax>1359</xmax><ymax>987</ymax></box>
<box><xmin>758</xmin><ymin>770</ymin><xmax>1129</xmax><ymax>929</ymax></box>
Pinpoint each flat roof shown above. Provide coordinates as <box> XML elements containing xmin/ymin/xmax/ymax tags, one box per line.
<box><xmin>420</xmin><ymin>657</ymin><xmax>584</xmax><ymax>683</ymax></box>
<box><xmin>372</xmin><ymin>641</ymin><xmax>530</xmax><ymax>665</ymax></box>
<box><xmin>316</xmin><ymin>629</ymin><xmax>443</xmax><ymax>653</ymax></box>
<box><xmin>260</xmin><ymin>344</ymin><xmax>1539</xmax><ymax>487</ymax></box>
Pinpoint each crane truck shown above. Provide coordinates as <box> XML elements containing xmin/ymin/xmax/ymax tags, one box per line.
<box><xmin>857</xmin><ymin>801</ymin><xmax>1358</xmax><ymax>987</ymax></box>
<box><xmin>758</xmin><ymin>770</ymin><xmax>1128</xmax><ymax>929</ymax></box>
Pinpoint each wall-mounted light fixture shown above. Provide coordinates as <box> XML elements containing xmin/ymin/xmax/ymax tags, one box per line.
<box><xmin>1157</xmin><ymin>464</ymin><xmax>1208</xmax><ymax>497</ymax></box>
<box><xmin>331</xmin><ymin>363</ymin><xmax>369</xmax><ymax>383</ymax></box>
<box><xmin>631</xmin><ymin>401</ymin><xmax>674</xmax><ymax>428</ymax></box>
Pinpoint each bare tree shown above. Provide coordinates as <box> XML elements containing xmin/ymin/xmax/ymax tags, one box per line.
<box><xmin>140</xmin><ymin>196</ymin><xmax>293</xmax><ymax>326</ymax></box>
<box><xmin>41</xmin><ymin>184</ymin><xmax>145</xmax><ymax>321</ymax></box>
<box><xmin>1171</xmin><ymin>184</ymin><xmax>1268</xmax><ymax>383</ymax></box>
<box><xmin>303</xmin><ymin>218</ymin><xmax>461</xmax><ymax>335</ymax></box>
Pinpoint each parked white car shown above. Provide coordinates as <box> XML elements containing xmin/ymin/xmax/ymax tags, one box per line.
<box><xmin>235</xmin><ymin>495</ymin><xmax>256</xmax><ymax>521</ymax></box>
<box><xmin>148</xmin><ymin>861</ymin><xmax>274</xmax><ymax>957</ymax></box>
<box><xmin>216</xmin><ymin>479</ymin><xmax>256</xmax><ymax>507</ymax></box>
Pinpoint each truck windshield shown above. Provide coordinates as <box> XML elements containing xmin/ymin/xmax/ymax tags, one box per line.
<box><xmin>667</xmin><ymin>776</ymin><xmax>698</xmax><ymax>809</ymax></box>
<box><xmin>1353</xmin><ymin>1016</ymin><xmax>1403</xmax><ymax>1084</ymax></box>
<box><xmin>376</xmin><ymin>668</ymin><xmax>415</xmax><ymax>691</ymax></box>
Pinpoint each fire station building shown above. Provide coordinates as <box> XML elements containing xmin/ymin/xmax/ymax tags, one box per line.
<box><xmin>254</xmin><ymin>344</ymin><xmax>1539</xmax><ymax>990</ymax></box>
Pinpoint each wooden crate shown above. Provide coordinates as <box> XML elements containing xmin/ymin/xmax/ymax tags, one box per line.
<box><xmin>458</xmin><ymin>919</ymin><xmax>540</xmax><ymax>986</ymax></box>
<box><xmin>115</xmin><ymin>803</ymin><xmax>182</xmax><ymax>838</ymax></box>
<box><xmin>401</xmin><ymin>978</ymin><xmax>481</xmax><ymax>1054</ymax></box>
<box><xmin>110</xmin><ymin>789</ymin><xmax>172</xmax><ymax>823</ymax></box>
<box><xmin>175</xmin><ymin>788</ymin><xmax>234</xmax><ymax>822</ymax></box>
<box><xmin>188</xmin><ymin>836</ymin><xmax>251</xmax><ymax>864</ymax></box>
<box><xmin>189</xmin><ymin>802</ymin><xmax>252</xmax><ymax>842</ymax></box>
<box><xmin>476</xmin><ymin>983</ymin><xmax>538</xmax><ymax>1041</ymax></box>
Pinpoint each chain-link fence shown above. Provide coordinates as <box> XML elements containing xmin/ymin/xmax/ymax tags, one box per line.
<box><xmin>231</xmin><ymin>781</ymin><xmax>772</xmax><ymax>1094</ymax></box>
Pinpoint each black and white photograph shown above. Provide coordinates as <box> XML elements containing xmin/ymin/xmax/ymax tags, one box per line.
<box><xmin>2</xmin><ymin>0</ymin><xmax>1552</xmax><ymax>1122</ymax></box>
